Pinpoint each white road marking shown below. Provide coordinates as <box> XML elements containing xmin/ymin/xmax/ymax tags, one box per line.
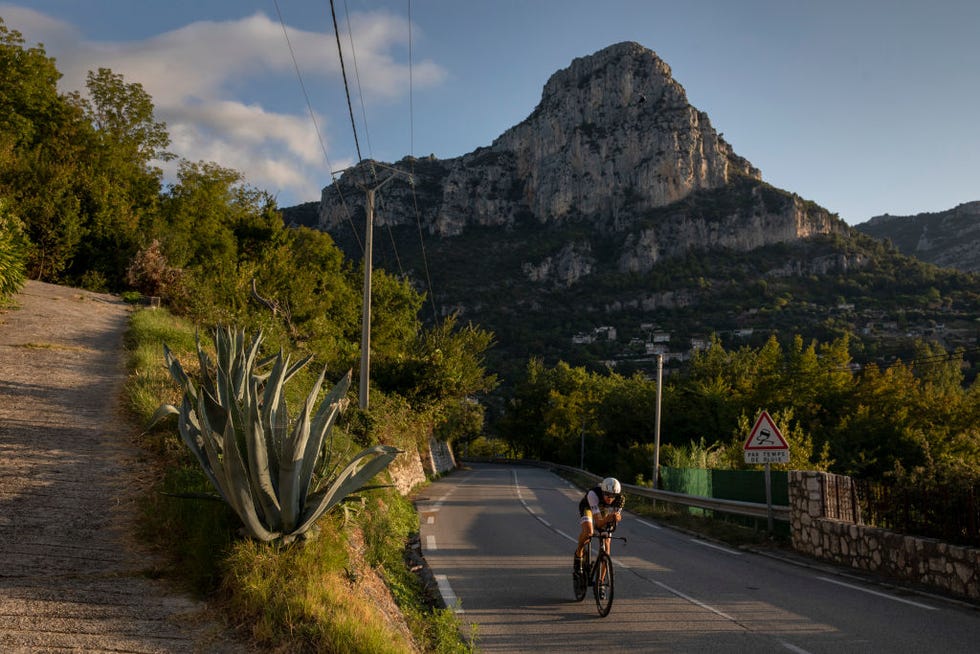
<box><xmin>425</xmin><ymin>535</ymin><xmax>437</xmax><ymax>551</ymax></box>
<box><xmin>555</xmin><ymin>529</ymin><xmax>576</xmax><ymax>542</ymax></box>
<box><xmin>426</xmin><ymin>516</ymin><xmax>434</xmax><ymax>524</ymax></box>
<box><xmin>817</xmin><ymin>576</ymin><xmax>938</xmax><ymax>610</ymax></box>
<box><xmin>653</xmin><ymin>579</ymin><xmax>738</xmax><ymax>621</ymax></box>
<box><xmin>503</xmin><ymin>467</ymin><xmax>757</xmax><ymax>635</ymax></box>
<box><xmin>435</xmin><ymin>574</ymin><xmax>464</xmax><ymax>613</ymax></box>
<box><xmin>637</xmin><ymin>518</ymin><xmax>661</xmax><ymax>530</ymax></box>
<box><xmin>778</xmin><ymin>641</ymin><xmax>814</xmax><ymax>653</ymax></box>
<box><xmin>691</xmin><ymin>539</ymin><xmax>742</xmax><ymax>556</ymax></box>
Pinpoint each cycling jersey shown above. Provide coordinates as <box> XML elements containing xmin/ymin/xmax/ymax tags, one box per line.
<box><xmin>578</xmin><ymin>484</ymin><xmax>625</xmax><ymax>520</ymax></box>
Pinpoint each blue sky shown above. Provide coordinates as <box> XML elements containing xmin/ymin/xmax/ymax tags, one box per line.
<box><xmin>2</xmin><ymin>1</ymin><xmax>977</xmax><ymax>224</ymax></box>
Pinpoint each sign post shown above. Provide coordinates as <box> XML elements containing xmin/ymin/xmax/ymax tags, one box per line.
<box><xmin>743</xmin><ymin>410</ymin><xmax>790</xmax><ymax>534</ymax></box>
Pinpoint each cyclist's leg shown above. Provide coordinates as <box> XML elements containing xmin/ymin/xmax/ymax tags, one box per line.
<box><xmin>575</xmin><ymin>510</ymin><xmax>594</xmax><ymax>559</ymax></box>
<box><xmin>597</xmin><ymin>539</ymin><xmax>608</xmax><ymax>582</ymax></box>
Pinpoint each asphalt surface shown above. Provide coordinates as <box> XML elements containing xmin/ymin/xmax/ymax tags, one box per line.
<box><xmin>418</xmin><ymin>463</ymin><xmax>980</xmax><ymax>653</ymax></box>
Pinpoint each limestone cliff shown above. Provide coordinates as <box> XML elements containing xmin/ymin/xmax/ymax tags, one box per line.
<box><xmin>318</xmin><ymin>42</ymin><xmax>844</xmax><ymax>283</ymax></box>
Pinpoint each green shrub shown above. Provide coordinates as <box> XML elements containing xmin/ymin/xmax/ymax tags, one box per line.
<box><xmin>0</xmin><ymin>198</ymin><xmax>27</xmax><ymax>301</ymax></box>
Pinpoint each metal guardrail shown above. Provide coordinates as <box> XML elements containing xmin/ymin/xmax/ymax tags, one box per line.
<box><xmin>461</xmin><ymin>457</ymin><xmax>791</xmax><ymax>522</ymax></box>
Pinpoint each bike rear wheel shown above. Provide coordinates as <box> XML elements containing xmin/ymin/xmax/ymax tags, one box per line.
<box><xmin>573</xmin><ymin>549</ymin><xmax>589</xmax><ymax>601</ymax></box>
<box><xmin>593</xmin><ymin>551</ymin><xmax>614</xmax><ymax>616</ymax></box>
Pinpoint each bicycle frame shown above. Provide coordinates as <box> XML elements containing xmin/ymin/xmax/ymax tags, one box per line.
<box><xmin>574</xmin><ymin>526</ymin><xmax>627</xmax><ymax>616</ymax></box>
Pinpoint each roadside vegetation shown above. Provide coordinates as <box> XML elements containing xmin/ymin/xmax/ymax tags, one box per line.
<box><xmin>126</xmin><ymin>307</ymin><xmax>474</xmax><ymax>652</ymax></box>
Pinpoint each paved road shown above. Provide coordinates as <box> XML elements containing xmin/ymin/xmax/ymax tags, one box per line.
<box><xmin>418</xmin><ymin>463</ymin><xmax>980</xmax><ymax>653</ymax></box>
<box><xmin>0</xmin><ymin>281</ymin><xmax>243</xmax><ymax>653</ymax></box>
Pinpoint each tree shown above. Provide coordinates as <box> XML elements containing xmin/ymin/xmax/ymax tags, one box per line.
<box><xmin>154</xmin><ymin>160</ymin><xmax>243</xmax><ymax>271</ymax></box>
<box><xmin>71</xmin><ymin>68</ymin><xmax>172</xmax><ymax>287</ymax></box>
<box><xmin>0</xmin><ymin>20</ymin><xmax>90</xmax><ymax>281</ymax></box>
<box><xmin>374</xmin><ymin>313</ymin><xmax>498</xmax><ymax>405</ymax></box>
<box><xmin>83</xmin><ymin>68</ymin><xmax>171</xmax><ymax>167</ymax></box>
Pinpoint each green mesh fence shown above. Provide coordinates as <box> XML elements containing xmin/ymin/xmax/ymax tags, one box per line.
<box><xmin>658</xmin><ymin>466</ymin><xmax>789</xmax><ymax>535</ymax></box>
<box><xmin>660</xmin><ymin>466</ymin><xmax>788</xmax><ymax>504</ymax></box>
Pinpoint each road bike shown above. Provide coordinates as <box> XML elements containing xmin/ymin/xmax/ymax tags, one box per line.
<box><xmin>573</xmin><ymin>525</ymin><xmax>626</xmax><ymax>617</ymax></box>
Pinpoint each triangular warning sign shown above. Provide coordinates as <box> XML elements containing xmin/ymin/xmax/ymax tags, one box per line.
<box><xmin>744</xmin><ymin>410</ymin><xmax>789</xmax><ymax>450</ymax></box>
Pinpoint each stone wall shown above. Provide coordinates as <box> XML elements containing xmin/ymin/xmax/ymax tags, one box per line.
<box><xmin>386</xmin><ymin>439</ymin><xmax>457</xmax><ymax>496</ymax></box>
<box><xmin>789</xmin><ymin>470</ymin><xmax>980</xmax><ymax>601</ymax></box>
<box><xmin>424</xmin><ymin>437</ymin><xmax>457</xmax><ymax>477</ymax></box>
<box><xmin>387</xmin><ymin>447</ymin><xmax>427</xmax><ymax>496</ymax></box>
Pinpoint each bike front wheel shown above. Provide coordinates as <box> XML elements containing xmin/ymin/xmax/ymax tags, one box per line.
<box><xmin>593</xmin><ymin>552</ymin><xmax>614</xmax><ymax>616</ymax></box>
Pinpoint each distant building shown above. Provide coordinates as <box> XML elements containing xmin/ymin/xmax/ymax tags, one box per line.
<box><xmin>573</xmin><ymin>325</ymin><xmax>617</xmax><ymax>344</ymax></box>
<box><xmin>595</xmin><ymin>326</ymin><xmax>617</xmax><ymax>341</ymax></box>
<box><xmin>690</xmin><ymin>337</ymin><xmax>709</xmax><ymax>351</ymax></box>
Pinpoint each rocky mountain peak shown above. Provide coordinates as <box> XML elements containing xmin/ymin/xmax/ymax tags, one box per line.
<box><xmin>318</xmin><ymin>42</ymin><xmax>843</xmax><ymax>286</ymax></box>
<box><xmin>485</xmin><ymin>41</ymin><xmax>760</xmax><ymax>225</ymax></box>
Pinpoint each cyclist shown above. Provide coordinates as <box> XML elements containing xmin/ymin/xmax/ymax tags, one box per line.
<box><xmin>574</xmin><ymin>477</ymin><xmax>625</xmax><ymax>575</ymax></box>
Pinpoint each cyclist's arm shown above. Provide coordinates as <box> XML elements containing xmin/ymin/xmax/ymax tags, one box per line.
<box><xmin>586</xmin><ymin>490</ymin><xmax>601</xmax><ymax>514</ymax></box>
<box><xmin>598</xmin><ymin>496</ymin><xmax>624</xmax><ymax>529</ymax></box>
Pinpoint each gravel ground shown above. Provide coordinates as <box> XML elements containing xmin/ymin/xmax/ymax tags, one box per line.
<box><xmin>0</xmin><ymin>281</ymin><xmax>248</xmax><ymax>653</ymax></box>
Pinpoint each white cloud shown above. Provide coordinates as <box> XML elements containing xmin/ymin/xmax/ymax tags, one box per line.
<box><xmin>1</xmin><ymin>4</ymin><xmax>446</xmax><ymax>206</ymax></box>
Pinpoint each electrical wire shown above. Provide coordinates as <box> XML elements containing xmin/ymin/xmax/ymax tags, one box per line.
<box><xmin>342</xmin><ymin>0</ymin><xmax>374</xmax><ymax>161</ymax></box>
<box><xmin>272</xmin><ymin>0</ymin><xmax>362</xmax><ymax>253</ymax></box>
<box><xmin>406</xmin><ymin>0</ymin><xmax>439</xmax><ymax>323</ymax></box>
<box><xmin>329</xmin><ymin>0</ymin><xmax>362</xmax><ymax>163</ymax></box>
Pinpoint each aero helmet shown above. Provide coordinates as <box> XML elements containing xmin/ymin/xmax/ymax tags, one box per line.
<box><xmin>600</xmin><ymin>477</ymin><xmax>621</xmax><ymax>495</ymax></box>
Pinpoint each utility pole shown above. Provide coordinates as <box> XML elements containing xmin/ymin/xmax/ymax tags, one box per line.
<box><xmin>336</xmin><ymin>162</ymin><xmax>410</xmax><ymax>411</ymax></box>
<box><xmin>359</xmin><ymin>184</ymin><xmax>378</xmax><ymax>410</ymax></box>
<box><xmin>652</xmin><ymin>353</ymin><xmax>663</xmax><ymax>488</ymax></box>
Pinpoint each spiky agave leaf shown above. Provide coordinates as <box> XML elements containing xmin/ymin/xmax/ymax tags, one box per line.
<box><xmin>154</xmin><ymin>327</ymin><xmax>395</xmax><ymax>543</ymax></box>
<box><xmin>299</xmin><ymin>371</ymin><xmax>351</xmax><ymax>501</ymax></box>
<box><xmin>294</xmin><ymin>445</ymin><xmax>402</xmax><ymax>536</ymax></box>
<box><xmin>196</xmin><ymin>386</ymin><xmax>279</xmax><ymax>541</ymax></box>
<box><xmin>277</xmin><ymin>365</ymin><xmax>325</xmax><ymax>532</ymax></box>
<box><xmin>243</xmin><ymin>372</ymin><xmax>282</xmax><ymax>532</ymax></box>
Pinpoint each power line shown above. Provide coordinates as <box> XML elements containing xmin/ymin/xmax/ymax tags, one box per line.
<box><xmin>322</xmin><ymin>0</ymin><xmax>439</xmax><ymax>322</ymax></box>
<box><xmin>272</xmin><ymin>0</ymin><xmax>361</xmax><ymax>252</ymax></box>
<box><xmin>405</xmin><ymin>0</ymin><xmax>439</xmax><ymax>323</ymax></box>
<box><xmin>342</xmin><ymin>0</ymin><xmax>374</xmax><ymax>160</ymax></box>
<box><xmin>329</xmin><ymin>0</ymin><xmax>362</xmax><ymax>163</ymax></box>
<box><xmin>272</xmin><ymin>0</ymin><xmax>333</xmax><ymax>176</ymax></box>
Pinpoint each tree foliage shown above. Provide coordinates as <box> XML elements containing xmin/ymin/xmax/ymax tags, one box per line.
<box><xmin>0</xmin><ymin>22</ymin><xmax>169</xmax><ymax>288</ymax></box>
<box><xmin>0</xmin><ymin>20</ymin><xmax>497</xmax><ymax>447</ymax></box>
<box><xmin>0</xmin><ymin>197</ymin><xmax>27</xmax><ymax>298</ymax></box>
<box><xmin>500</xmin><ymin>333</ymin><xmax>979</xmax><ymax>484</ymax></box>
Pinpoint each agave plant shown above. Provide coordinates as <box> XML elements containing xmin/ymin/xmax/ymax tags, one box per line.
<box><xmin>151</xmin><ymin>326</ymin><xmax>400</xmax><ymax>543</ymax></box>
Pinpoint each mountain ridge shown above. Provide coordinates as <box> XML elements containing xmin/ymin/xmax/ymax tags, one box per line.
<box><xmin>317</xmin><ymin>41</ymin><xmax>844</xmax><ymax>269</ymax></box>
<box><xmin>854</xmin><ymin>201</ymin><xmax>980</xmax><ymax>273</ymax></box>
<box><xmin>301</xmin><ymin>42</ymin><xmax>979</xmax><ymax>381</ymax></box>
